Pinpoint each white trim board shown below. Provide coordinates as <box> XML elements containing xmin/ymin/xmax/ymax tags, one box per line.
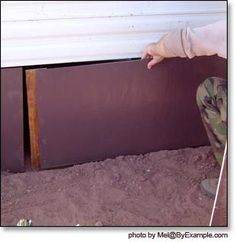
<box><xmin>1</xmin><ymin>1</ymin><xmax>226</xmax><ymax>67</ymax></box>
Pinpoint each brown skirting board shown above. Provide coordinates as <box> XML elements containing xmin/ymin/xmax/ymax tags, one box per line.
<box><xmin>1</xmin><ymin>68</ymin><xmax>24</xmax><ymax>172</ymax></box>
<box><xmin>25</xmin><ymin>56</ymin><xmax>226</xmax><ymax>169</ymax></box>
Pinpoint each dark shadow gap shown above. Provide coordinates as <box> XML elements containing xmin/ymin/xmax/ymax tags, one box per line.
<box><xmin>23</xmin><ymin>57</ymin><xmax>141</xmax><ymax>70</ymax></box>
<box><xmin>22</xmin><ymin>68</ymin><xmax>31</xmax><ymax>171</ymax></box>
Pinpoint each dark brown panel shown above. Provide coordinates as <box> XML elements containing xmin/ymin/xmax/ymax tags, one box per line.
<box><xmin>1</xmin><ymin>68</ymin><xmax>24</xmax><ymax>172</ymax></box>
<box><xmin>34</xmin><ymin>56</ymin><xmax>226</xmax><ymax>169</ymax></box>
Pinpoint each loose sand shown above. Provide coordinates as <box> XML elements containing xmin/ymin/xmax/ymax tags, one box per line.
<box><xmin>1</xmin><ymin>146</ymin><xmax>220</xmax><ymax>226</ymax></box>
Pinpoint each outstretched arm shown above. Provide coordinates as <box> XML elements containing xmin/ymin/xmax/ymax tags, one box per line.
<box><xmin>142</xmin><ymin>20</ymin><xmax>226</xmax><ymax>69</ymax></box>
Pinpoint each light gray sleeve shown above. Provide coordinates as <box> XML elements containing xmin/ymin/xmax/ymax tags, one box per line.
<box><xmin>158</xmin><ymin>20</ymin><xmax>226</xmax><ymax>59</ymax></box>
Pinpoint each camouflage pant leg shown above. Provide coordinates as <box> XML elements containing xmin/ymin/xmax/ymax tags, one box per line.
<box><xmin>196</xmin><ymin>77</ymin><xmax>227</xmax><ymax>165</ymax></box>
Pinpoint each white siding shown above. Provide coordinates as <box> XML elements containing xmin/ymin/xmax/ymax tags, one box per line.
<box><xmin>1</xmin><ymin>1</ymin><xmax>226</xmax><ymax>67</ymax></box>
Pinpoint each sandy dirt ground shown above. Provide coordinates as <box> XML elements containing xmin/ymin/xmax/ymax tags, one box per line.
<box><xmin>1</xmin><ymin>146</ymin><xmax>220</xmax><ymax>226</ymax></box>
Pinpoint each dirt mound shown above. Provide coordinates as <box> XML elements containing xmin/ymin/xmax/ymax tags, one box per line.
<box><xmin>1</xmin><ymin>146</ymin><xmax>220</xmax><ymax>226</ymax></box>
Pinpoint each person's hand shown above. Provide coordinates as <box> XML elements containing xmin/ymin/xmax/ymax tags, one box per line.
<box><xmin>141</xmin><ymin>43</ymin><xmax>165</xmax><ymax>69</ymax></box>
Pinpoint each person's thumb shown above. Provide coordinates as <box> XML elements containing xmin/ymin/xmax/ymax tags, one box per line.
<box><xmin>147</xmin><ymin>56</ymin><xmax>164</xmax><ymax>69</ymax></box>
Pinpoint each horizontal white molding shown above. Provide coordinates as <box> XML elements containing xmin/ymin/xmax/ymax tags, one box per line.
<box><xmin>2</xmin><ymin>14</ymin><xmax>225</xmax><ymax>40</ymax></box>
<box><xmin>1</xmin><ymin>1</ymin><xmax>226</xmax><ymax>67</ymax></box>
<box><xmin>1</xmin><ymin>1</ymin><xmax>225</xmax><ymax>21</ymax></box>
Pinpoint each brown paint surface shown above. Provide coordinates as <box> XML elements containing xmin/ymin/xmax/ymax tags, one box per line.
<box><xmin>1</xmin><ymin>68</ymin><xmax>24</xmax><ymax>171</ymax></box>
<box><xmin>33</xmin><ymin>56</ymin><xmax>226</xmax><ymax>169</ymax></box>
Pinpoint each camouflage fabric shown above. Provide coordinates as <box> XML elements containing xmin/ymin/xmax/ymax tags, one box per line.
<box><xmin>196</xmin><ymin>77</ymin><xmax>227</xmax><ymax>165</ymax></box>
